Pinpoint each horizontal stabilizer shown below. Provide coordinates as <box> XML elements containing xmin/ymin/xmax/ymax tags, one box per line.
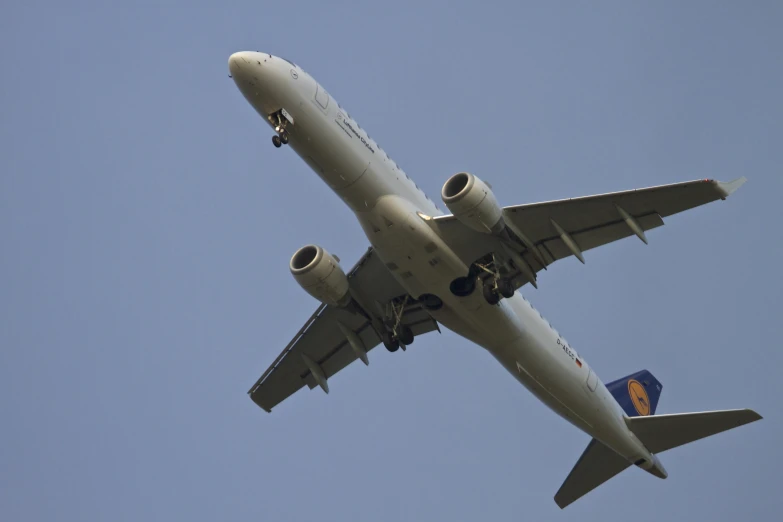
<box><xmin>554</xmin><ymin>439</ymin><xmax>630</xmax><ymax>509</ymax></box>
<box><xmin>626</xmin><ymin>408</ymin><xmax>762</xmax><ymax>454</ymax></box>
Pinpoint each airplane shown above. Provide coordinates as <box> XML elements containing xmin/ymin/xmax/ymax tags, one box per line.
<box><xmin>228</xmin><ymin>51</ymin><xmax>762</xmax><ymax>508</ymax></box>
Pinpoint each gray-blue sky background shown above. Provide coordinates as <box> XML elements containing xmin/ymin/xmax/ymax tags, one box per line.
<box><xmin>2</xmin><ymin>1</ymin><xmax>782</xmax><ymax>520</ymax></box>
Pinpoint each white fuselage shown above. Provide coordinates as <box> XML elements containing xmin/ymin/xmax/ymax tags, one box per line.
<box><xmin>229</xmin><ymin>52</ymin><xmax>659</xmax><ymax>470</ymax></box>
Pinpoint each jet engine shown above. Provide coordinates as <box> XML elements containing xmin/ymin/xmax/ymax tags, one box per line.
<box><xmin>290</xmin><ymin>244</ymin><xmax>351</xmax><ymax>307</ymax></box>
<box><xmin>441</xmin><ymin>172</ymin><xmax>504</xmax><ymax>234</ymax></box>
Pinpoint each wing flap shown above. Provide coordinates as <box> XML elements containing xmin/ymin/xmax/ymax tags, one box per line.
<box><xmin>541</xmin><ymin>213</ymin><xmax>665</xmax><ymax>263</ymax></box>
<box><xmin>304</xmin><ymin>306</ymin><xmax>436</xmax><ymax>390</ymax></box>
<box><xmin>505</xmin><ymin>178</ymin><xmax>743</xmax><ymax>256</ymax></box>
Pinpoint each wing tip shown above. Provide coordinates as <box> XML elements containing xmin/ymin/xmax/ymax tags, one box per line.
<box><xmin>743</xmin><ymin>408</ymin><xmax>763</xmax><ymax>421</ymax></box>
<box><xmin>715</xmin><ymin>176</ymin><xmax>747</xmax><ymax>198</ymax></box>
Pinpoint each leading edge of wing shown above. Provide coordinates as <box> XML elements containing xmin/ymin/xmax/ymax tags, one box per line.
<box><xmin>431</xmin><ymin>177</ymin><xmax>747</xmax><ymax>225</ymax></box>
<box><xmin>502</xmin><ymin>177</ymin><xmax>748</xmax><ymax>211</ymax></box>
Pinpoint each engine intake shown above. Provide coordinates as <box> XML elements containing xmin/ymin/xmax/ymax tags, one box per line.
<box><xmin>441</xmin><ymin>172</ymin><xmax>504</xmax><ymax>234</ymax></box>
<box><xmin>290</xmin><ymin>245</ymin><xmax>351</xmax><ymax>307</ymax></box>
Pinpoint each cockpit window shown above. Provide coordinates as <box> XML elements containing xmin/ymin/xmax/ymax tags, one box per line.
<box><xmin>280</xmin><ymin>57</ymin><xmax>297</xmax><ymax>67</ymax></box>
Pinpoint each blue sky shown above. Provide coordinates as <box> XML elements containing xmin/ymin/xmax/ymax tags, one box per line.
<box><xmin>2</xmin><ymin>1</ymin><xmax>782</xmax><ymax>520</ymax></box>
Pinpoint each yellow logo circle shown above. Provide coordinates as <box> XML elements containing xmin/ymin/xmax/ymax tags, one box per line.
<box><xmin>628</xmin><ymin>379</ymin><xmax>651</xmax><ymax>416</ymax></box>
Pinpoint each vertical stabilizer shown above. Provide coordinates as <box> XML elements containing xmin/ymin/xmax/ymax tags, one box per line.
<box><xmin>606</xmin><ymin>369</ymin><xmax>662</xmax><ymax>417</ymax></box>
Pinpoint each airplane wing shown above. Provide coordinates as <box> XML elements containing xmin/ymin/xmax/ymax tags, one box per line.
<box><xmin>430</xmin><ymin>177</ymin><xmax>746</xmax><ymax>288</ymax></box>
<box><xmin>248</xmin><ymin>247</ymin><xmax>439</xmax><ymax>412</ymax></box>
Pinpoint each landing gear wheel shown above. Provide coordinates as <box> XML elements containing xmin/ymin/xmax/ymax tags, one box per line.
<box><xmin>449</xmin><ymin>276</ymin><xmax>477</xmax><ymax>297</ymax></box>
<box><xmin>382</xmin><ymin>332</ymin><xmax>399</xmax><ymax>352</ymax></box>
<box><xmin>498</xmin><ymin>278</ymin><xmax>515</xmax><ymax>299</ymax></box>
<box><xmin>483</xmin><ymin>282</ymin><xmax>500</xmax><ymax>305</ymax></box>
<box><xmin>419</xmin><ymin>293</ymin><xmax>443</xmax><ymax>311</ymax></box>
<box><xmin>272</xmin><ymin>135</ymin><xmax>282</xmax><ymax>148</ymax></box>
<box><xmin>398</xmin><ymin>325</ymin><xmax>414</xmax><ymax>346</ymax></box>
<box><xmin>280</xmin><ymin>132</ymin><xmax>289</xmax><ymax>145</ymax></box>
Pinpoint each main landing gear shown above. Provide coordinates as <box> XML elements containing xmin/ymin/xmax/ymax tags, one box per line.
<box><xmin>482</xmin><ymin>275</ymin><xmax>515</xmax><ymax>305</ymax></box>
<box><xmin>449</xmin><ymin>255</ymin><xmax>516</xmax><ymax>306</ymax></box>
<box><xmin>381</xmin><ymin>296</ymin><xmax>415</xmax><ymax>353</ymax></box>
<box><xmin>476</xmin><ymin>256</ymin><xmax>515</xmax><ymax>305</ymax></box>
<box><xmin>269</xmin><ymin>109</ymin><xmax>291</xmax><ymax>148</ymax></box>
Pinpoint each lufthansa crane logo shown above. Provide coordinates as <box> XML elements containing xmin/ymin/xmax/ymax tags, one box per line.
<box><xmin>627</xmin><ymin>379</ymin><xmax>651</xmax><ymax>416</ymax></box>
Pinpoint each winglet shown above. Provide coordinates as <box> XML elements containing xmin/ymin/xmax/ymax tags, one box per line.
<box><xmin>716</xmin><ymin>176</ymin><xmax>747</xmax><ymax>198</ymax></box>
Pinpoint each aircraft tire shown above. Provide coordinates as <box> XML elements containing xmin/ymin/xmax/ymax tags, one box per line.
<box><xmin>382</xmin><ymin>332</ymin><xmax>400</xmax><ymax>352</ymax></box>
<box><xmin>498</xmin><ymin>278</ymin><xmax>515</xmax><ymax>298</ymax></box>
<box><xmin>399</xmin><ymin>325</ymin><xmax>414</xmax><ymax>346</ymax></box>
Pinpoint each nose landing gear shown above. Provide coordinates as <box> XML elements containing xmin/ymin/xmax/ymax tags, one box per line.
<box><xmin>268</xmin><ymin>109</ymin><xmax>292</xmax><ymax>148</ymax></box>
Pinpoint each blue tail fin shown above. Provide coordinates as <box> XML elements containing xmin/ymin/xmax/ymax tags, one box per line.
<box><xmin>606</xmin><ymin>369</ymin><xmax>662</xmax><ymax>417</ymax></box>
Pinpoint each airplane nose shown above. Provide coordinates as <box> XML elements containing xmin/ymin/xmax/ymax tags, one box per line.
<box><xmin>228</xmin><ymin>51</ymin><xmax>251</xmax><ymax>75</ymax></box>
<box><xmin>228</xmin><ymin>51</ymin><xmax>282</xmax><ymax>114</ymax></box>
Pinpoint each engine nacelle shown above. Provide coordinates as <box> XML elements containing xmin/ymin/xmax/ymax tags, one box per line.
<box><xmin>441</xmin><ymin>172</ymin><xmax>504</xmax><ymax>234</ymax></box>
<box><xmin>290</xmin><ymin>245</ymin><xmax>351</xmax><ymax>307</ymax></box>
